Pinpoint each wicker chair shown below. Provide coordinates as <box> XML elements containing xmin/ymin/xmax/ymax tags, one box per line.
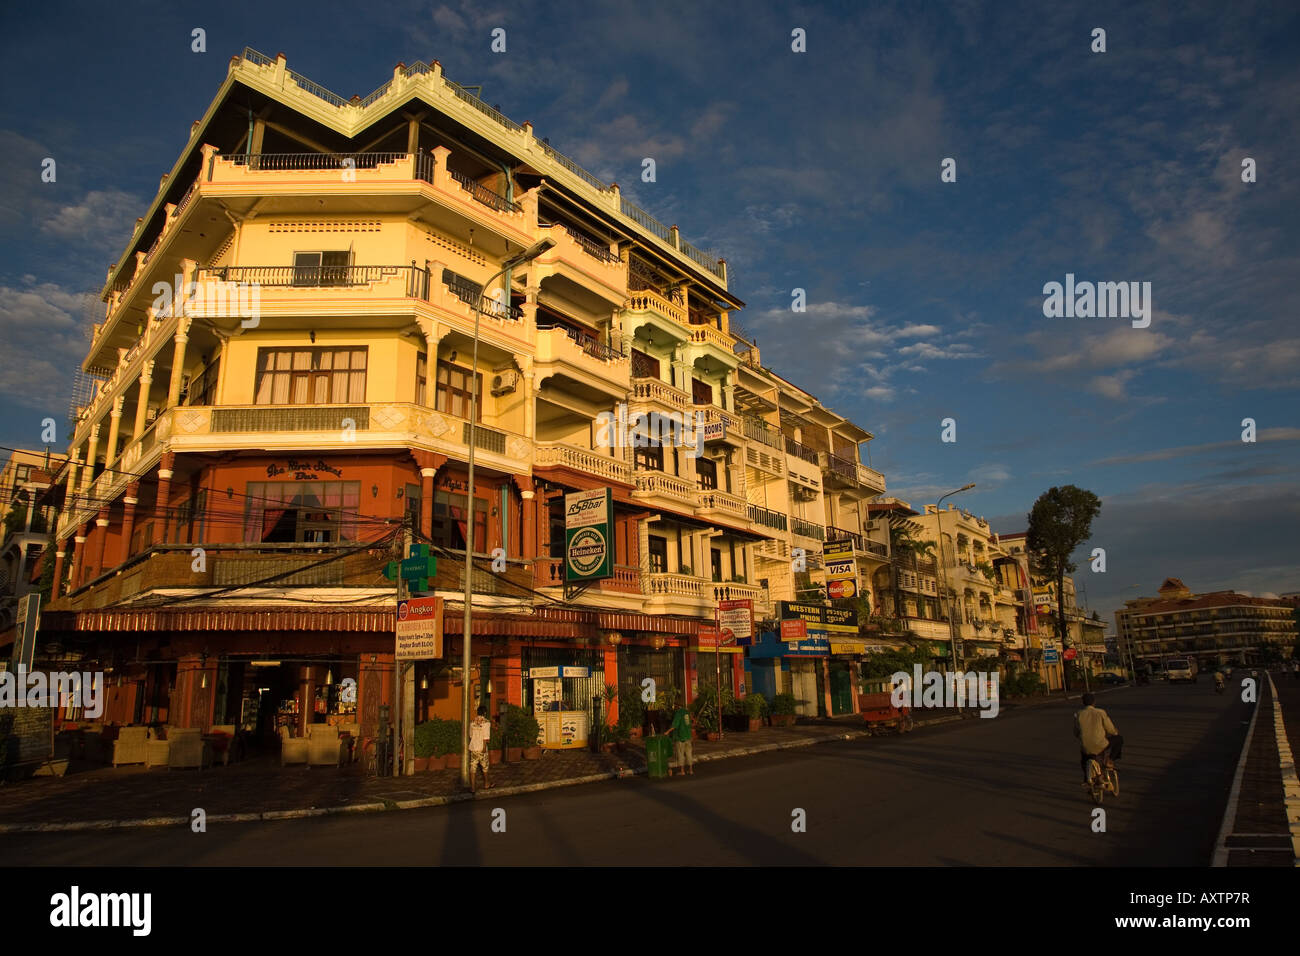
<box><xmin>167</xmin><ymin>728</ymin><xmax>212</xmax><ymax>770</ymax></box>
<box><xmin>111</xmin><ymin>726</ymin><xmax>149</xmax><ymax>767</ymax></box>
<box><xmin>279</xmin><ymin>726</ymin><xmax>309</xmax><ymax>767</ymax></box>
<box><xmin>307</xmin><ymin>725</ymin><xmax>345</xmax><ymax>767</ymax></box>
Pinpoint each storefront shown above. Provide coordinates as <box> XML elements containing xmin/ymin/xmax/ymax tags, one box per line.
<box><xmin>213</xmin><ymin>656</ymin><xmax>360</xmax><ymax>742</ymax></box>
<box><xmin>520</xmin><ymin>646</ymin><xmax>605</xmax><ymax>749</ymax></box>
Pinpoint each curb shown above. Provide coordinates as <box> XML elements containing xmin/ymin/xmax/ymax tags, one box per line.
<box><xmin>1266</xmin><ymin>673</ymin><xmax>1300</xmax><ymax>863</ymax></box>
<box><xmin>1211</xmin><ymin>673</ymin><xmax>1265</xmax><ymax>866</ymax></box>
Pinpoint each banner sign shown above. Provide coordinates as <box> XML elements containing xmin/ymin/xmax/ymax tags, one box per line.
<box><xmin>565</xmin><ymin>488</ymin><xmax>614</xmax><ymax>582</ymax></box>
<box><xmin>824</xmin><ymin>606</ymin><xmax>859</xmax><ymax>636</ymax></box>
<box><xmin>717</xmin><ymin>599</ymin><xmax>753</xmax><ymax>644</ymax></box>
<box><xmin>395</xmin><ymin>596</ymin><xmax>443</xmax><ymax>660</ymax></box>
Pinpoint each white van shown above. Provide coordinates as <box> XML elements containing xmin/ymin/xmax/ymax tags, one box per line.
<box><xmin>1166</xmin><ymin>658</ymin><xmax>1197</xmax><ymax>683</ymax></box>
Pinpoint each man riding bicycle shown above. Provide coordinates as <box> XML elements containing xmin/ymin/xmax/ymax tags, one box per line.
<box><xmin>1073</xmin><ymin>692</ymin><xmax>1119</xmax><ymax>783</ymax></box>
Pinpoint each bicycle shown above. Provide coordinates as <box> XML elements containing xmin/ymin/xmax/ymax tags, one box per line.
<box><xmin>1084</xmin><ymin>750</ymin><xmax>1119</xmax><ymax>803</ymax></box>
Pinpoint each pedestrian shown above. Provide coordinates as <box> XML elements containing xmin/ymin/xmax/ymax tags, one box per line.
<box><xmin>468</xmin><ymin>705</ymin><xmax>493</xmax><ymax>792</ymax></box>
<box><xmin>668</xmin><ymin>703</ymin><xmax>694</xmax><ymax>776</ymax></box>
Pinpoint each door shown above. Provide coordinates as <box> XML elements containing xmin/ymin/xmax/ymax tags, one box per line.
<box><xmin>829</xmin><ymin>663</ymin><xmax>853</xmax><ymax>715</ymax></box>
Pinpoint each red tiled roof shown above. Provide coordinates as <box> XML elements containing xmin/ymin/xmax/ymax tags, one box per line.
<box><xmin>1126</xmin><ymin>590</ymin><xmax>1293</xmax><ymax>617</ymax></box>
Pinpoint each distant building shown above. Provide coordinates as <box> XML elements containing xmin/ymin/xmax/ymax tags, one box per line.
<box><xmin>0</xmin><ymin>449</ymin><xmax>56</xmax><ymax>631</ymax></box>
<box><xmin>1115</xmin><ymin>578</ymin><xmax>1298</xmax><ymax>668</ymax></box>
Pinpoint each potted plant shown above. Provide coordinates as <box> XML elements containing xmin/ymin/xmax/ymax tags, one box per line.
<box><xmin>743</xmin><ymin>692</ymin><xmax>767</xmax><ymax>731</ymax></box>
<box><xmin>503</xmin><ymin>704</ymin><xmax>540</xmax><ymax>761</ymax></box>
<box><xmin>618</xmin><ymin>688</ymin><xmax>646</xmax><ymax>739</ymax></box>
<box><xmin>607</xmin><ymin>720</ymin><xmax>631</xmax><ymax>752</ymax></box>
<box><xmin>721</xmin><ymin>690</ymin><xmax>749</xmax><ymax>732</ymax></box>
<box><xmin>690</xmin><ymin>692</ymin><xmax>720</xmax><ymax>741</ymax></box>
<box><xmin>430</xmin><ymin>718</ymin><xmax>462</xmax><ymax>769</ymax></box>
<box><xmin>413</xmin><ymin>720</ymin><xmax>437</xmax><ymax>771</ymax></box>
<box><xmin>770</xmin><ymin>693</ymin><xmax>798</xmax><ymax>726</ymax></box>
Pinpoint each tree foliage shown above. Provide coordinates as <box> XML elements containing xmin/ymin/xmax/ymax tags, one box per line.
<box><xmin>1026</xmin><ymin>485</ymin><xmax>1101</xmax><ymax>689</ymax></box>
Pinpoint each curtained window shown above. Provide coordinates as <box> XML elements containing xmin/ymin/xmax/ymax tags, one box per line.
<box><xmin>255</xmin><ymin>348</ymin><xmax>367</xmax><ymax>405</ymax></box>
<box><xmin>244</xmin><ymin>481</ymin><xmax>362</xmax><ymax>543</ymax></box>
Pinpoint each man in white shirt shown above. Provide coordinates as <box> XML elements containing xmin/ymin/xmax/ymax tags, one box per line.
<box><xmin>468</xmin><ymin>705</ymin><xmax>494</xmax><ymax>792</ymax></box>
<box><xmin>1073</xmin><ymin>692</ymin><xmax>1119</xmax><ymax>782</ymax></box>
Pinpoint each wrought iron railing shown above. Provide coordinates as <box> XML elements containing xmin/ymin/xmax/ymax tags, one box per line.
<box><xmin>560</xmin><ymin>224</ymin><xmax>620</xmax><ymax>263</ymax></box>
<box><xmin>538</xmin><ymin>322</ymin><xmax>625</xmax><ymax>362</ymax></box>
<box><xmin>229</xmin><ymin>152</ymin><xmax>406</xmax><ymax>171</ymax></box>
<box><xmin>441</xmin><ymin>269</ymin><xmax>523</xmax><ymax>320</ymax></box>
<box><xmin>208</xmin><ymin>264</ymin><xmax>407</xmax><ymax>288</ymax></box>
<box><xmin>791</xmin><ymin>516</ymin><xmax>826</xmax><ymax>541</ymax></box>
<box><xmin>289</xmin><ymin>69</ymin><xmax>349</xmax><ymax>107</ymax></box>
<box><xmin>784</xmin><ymin>436</ymin><xmax>821</xmax><ymax>465</ymax></box>
<box><xmin>447</xmin><ymin>81</ymin><xmax>524</xmax><ymax>132</ymax></box>
<box><xmin>539</xmin><ymin>140</ymin><xmax>607</xmax><ymax>190</ymax></box>
<box><xmin>826</xmin><ymin>526</ymin><xmax>864</xmax><ymax>551</ymax></box>
<box><xmin>449</xmin><ymin>168</ymin><xmax>521</xmax><ymax>213</ymax></box>
<box><xmin>747</xmin><ymin>504</ymin><xmax>788</xmax><ymax>532</ymax></box>
<box><xmin>743</xmin><ymin>416</ymin><xmax>783</xmax><ymax>449</ymax></box>
<box><xmin>619</xmin><ymin>197</ymin><xmax>674</xmax><ymax>243</ymax></box>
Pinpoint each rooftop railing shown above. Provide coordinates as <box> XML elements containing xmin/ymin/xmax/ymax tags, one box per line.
<box><xmin>229</xmin><ymin>151</ymin><xmax>407</xmax><ymax>171</ymax></box>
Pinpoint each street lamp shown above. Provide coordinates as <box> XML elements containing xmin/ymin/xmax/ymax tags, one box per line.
<box><xmin>934</xmin><ymin>483</ymin><xmax>975</xmax><ymax>677</ymax></box>
<box><xmin>460</xmin><ymin>237</ymin><xmax>555</xmax><ymax>787</ymax></box>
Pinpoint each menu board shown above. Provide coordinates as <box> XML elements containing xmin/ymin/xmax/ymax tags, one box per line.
<box><xmin>0</xmin><ymin>706</ymin><xmax>54</xmax><ymax>770</ymax></box>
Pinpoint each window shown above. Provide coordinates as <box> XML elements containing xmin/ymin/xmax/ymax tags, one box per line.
<box><xmin>431</xmin><ymin>491</ymin><xmax>489</xmax><ymax>552</ymax></box>
<box><xmin>187</xmin><ymin>359</ymin><xmax>220</xmax><ymax>407</ymax></box>
<box><xmin>415</xmin><ymin>352</ymin><xmax>428</xmax><ymax>405</ymax></box>
<box><xmin>635</xmin><ymin>440</ymin><xmax>664</xmax><ymax>472</ymax></box>
<box><xmin>255</xmin><ymin>348</ymin><xmax>367</xmax><ymax>405</ymax></box>
<box><xmin>293</xmin><ymin>251</ymin><xmax>351</xmax><ymax>286</ymax></box>
<box><xmin>15</xmin><ymin>465</ymin><xmax>31</xmax><ymax>482</ymax></box>
<box><xmin>696</xmin><ymin>458</ymin><xmax>717</xmax><ymax>490</ymax></box>
<box><xmin>710</xmin><ymin>548</ymin><xmax>722</xmax><ymax>582</ymax></box>
<box><xmin>647</xmin><ymin>535</ymin><xmax>668</xmax><ymax>574</ymax></box>
<box><xmin>404</xmin><ymin>484</ymin><xmax>421</xmax><ymax>528</ymax></box>
<box><xmin>244</xmin><ymin>481</ymin><xmax>361</xmax><ymax>543</ymax></box>
<box><xmin>171</xmin><ymin>489</ymin><xmax>208</xmax><ymax>544</ymax></box>
<box><xmin>435</xmin><ymin>361</ymin><xmax>481</xmax><ymax>421</ymax></box>
<box><xmin>692</xmin><ymin>378</ymin><xmax>713</xmax><ymax>406</ymax></box>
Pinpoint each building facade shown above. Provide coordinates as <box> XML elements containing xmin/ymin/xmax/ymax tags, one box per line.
<box><xmin>15</xmin><ymin>50</ymin><xmax>885</xmax><ymax>762</ymax></box>
<box><xmin>1116</xmin><ymin>577</ymin><xmax>1298</xmax><ymax>669</ymax></box>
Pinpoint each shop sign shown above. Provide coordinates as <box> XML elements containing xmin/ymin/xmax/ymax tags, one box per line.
<box><xmin>395</xmin><ymin>596</ymin><xmax>443</xmax><ymax>661</ymax></box>
<box><xmin>701</xmin><ymin>419</ymin><xmax>726</xmax><ymax>442</ymax></box>
<box><xmin>717</xmin><ymin>599</ymin><xmax>753</xmax><ymax>643</ymax></box>
<box><xmin>696</xmin><ymin>625</ymin><xmax>743</xmax><ymax>653</ymax></box>
<box><xmin>780</xmin><ymin>601</ymin><xmax>826</xmax><ymax>626</ymax></box>
<box><xmin>564</xmin><ymin>488</ymin><xmax>614</xmax><ymax>582</ymax></box>
<box><xmin>784</xmin><ymin>637</ymin><xmax>830</xmax><ymax>656</ymax></box>
<box><xmin>824</xmin><ymin>606</ymin><xmax>858</xmax><ymax>636</ymax></box>
<box><xmin>827</xmin><ymin>579</ymin><xmax>857</xmax><ymax>599</ymax></box>
<box><xmin>384</xmin><ymin>542</ymin><xmax>437</xmax><ymax>592</ymax></box>
<box><xmin>561</xmin><ymin>666</ymin><xmax>590</xmax><ymax>678</ymax></box>
<box><xmin>266</xmin><ymin>458</ymin><xmax>345</xmax><ymax>481</ymax></box>
<box><xmin>830</xmin><ymin>640</ymin><xmax>867</xmax><ymax>655</ymax></box>
<box><xmin>823</xmin><ymin>540</ymin><xmax>859</xmax><ymax>599</ymax></box>
<box><xmin>780</xmin><ymin>619</ymin><xmax>808</xmax><ymax>642</ymax></box>
<box><xmin>529</xmin><ymin>667</ymin><xmax>560</xmax><ymax>679</ymax></box>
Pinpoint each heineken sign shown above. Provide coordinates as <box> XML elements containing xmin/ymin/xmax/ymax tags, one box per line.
<box><xmin>565</xmin><ymin>488</ymin><xmax>613</xmax><ymax>582</ymax></box>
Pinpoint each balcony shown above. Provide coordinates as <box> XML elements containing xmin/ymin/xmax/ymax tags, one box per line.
<box><xmin>695</xmin><ymin>488</ymin><xmax>748</xmax><ymax>524</ymax></box>
<box><xmin>790</xmin><ymin>516</ymin><xmax>826</xmax><ymax>542</ymax></box>
<box><xmin>166</xmin><ymin>403</ymin><xmax>531</xmax><ymax>466</ymax></box>
<box><xmin>533</xmin><ymin>441</ymin><xmax>632</xmax><ymax>485</ymax></box>
<box><xmin>646</xmin><ymin>572</ymin><xmax>707</xmax><ymax>599</ymax></box>
<box><xmin>624</xmin><ymin>288</ymin><xmax>688</xmax><ymax>329</ymax></box>
<box><xmin>632</xmin><ymin>472</ymin><xmax>696</xmax><ymax>507</ymax></box>
<box><xmin>533</xmin><ymin>557</ymin><xmax>641</xmax><ymax>594</ymax></box>
<box><xmin>784</xmin><ymin>436</ymin><xmax>821</xmax><ymax>466</ymax></box>
<box><xmin>534</xmin><ymin>325</ymin><xmax>629</xmax><ymax>394</ymax></box>
<box><xmin>713</xmin><ymin>581</ymin><xmax>768</xmax><ymax>612</ymax></box>
<box><xmin>630</xmin><ymin>377</ymin><xmax>693</xmax><ymax>413</ymax></box>
<box><xmin>537</xmin><ymin>224</ymin><xmax>626</xmax><ymax>304</ymax></box>
<box><xmin>742</xmin><ymin>416</ymin><xmax>783</xmax><ymax>450</ymax></box>
<box><xmin>747</xmin><ymin>503</ymin><xmax>788</xmax><ymax>533</ymax></box>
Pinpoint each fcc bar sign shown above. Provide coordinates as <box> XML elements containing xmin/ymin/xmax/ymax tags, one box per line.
<box><xmin>565</xmin><ymin>488</ymin><xmax>614</xmax><ymax>583</ymax></box>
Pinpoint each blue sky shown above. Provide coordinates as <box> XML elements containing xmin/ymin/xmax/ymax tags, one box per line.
<box><xmin>1</xmin><ymin>0</ymin><xmax>1297</xmax><ymax>625</ymax></box>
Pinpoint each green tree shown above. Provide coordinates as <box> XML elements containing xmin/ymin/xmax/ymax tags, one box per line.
<box><xmin>1026</xmin><ymin>485</ymin><xmax>1101</xmax><ymax>692</ymax></box>
<box><xmin>887</xmin><ymin>518</ymin><xmax>936</xmax><ymax>622</ymax></box>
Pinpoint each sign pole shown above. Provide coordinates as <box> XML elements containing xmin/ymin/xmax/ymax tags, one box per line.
<box><xmin>715</xmin><ymin>602</ymin><xmax>721</xmax><ymax>740</ymax></box>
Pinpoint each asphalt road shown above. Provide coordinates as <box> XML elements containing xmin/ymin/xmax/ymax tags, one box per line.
<box><xmin>1</xmin><ymin>682</ymin><xmax>1251</xmax><ymax>866</ymax></box>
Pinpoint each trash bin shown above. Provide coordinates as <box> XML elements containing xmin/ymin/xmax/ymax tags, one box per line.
<box><xmin>645</xmin><ymin>734</ymin><xmax>671</xmax><ymax>779</ymax></box>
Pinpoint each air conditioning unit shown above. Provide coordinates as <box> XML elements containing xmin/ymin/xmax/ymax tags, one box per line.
<box><xmin>490</xmin><ymin>370</ymin><xmax>520</xmax><ymax>396</ymax></box>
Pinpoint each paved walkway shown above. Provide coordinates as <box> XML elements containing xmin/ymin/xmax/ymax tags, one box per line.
<box><xmin>0</xmin><ymin>691</ymin><xmax>1074</xmax><ymax>833</ymax></box>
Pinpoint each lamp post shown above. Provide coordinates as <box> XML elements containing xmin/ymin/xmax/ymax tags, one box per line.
<box><xmin>934</xmin><ymin>483</ymin><xmax>975</xmax><ymax>679</ymax></box>
<box><xmin>460</xmin><ymin>237</ymin><xmax>555</xmax><ymax>787</ymax></box>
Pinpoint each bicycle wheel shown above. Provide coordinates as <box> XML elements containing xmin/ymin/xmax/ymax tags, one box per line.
<box><xmin>1087</xmin><ymin>760</ymin><xmax>1105</xmax><ymax>803</ymax></box>
<box><xmin>1105</xmin><ymin>767</ymin><xmax>1119</xmax><ymax>797</ymax></box>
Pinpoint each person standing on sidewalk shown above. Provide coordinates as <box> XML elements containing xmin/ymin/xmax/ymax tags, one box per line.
<box><xmin>668</xmin><ymin>704</ymin><xmax>694</xmax><ymax>776</ymax></box>
<box><xmin>468</xmin><ymin>706</ymin><xmax>494</xmax><ymax>792</ymax></box>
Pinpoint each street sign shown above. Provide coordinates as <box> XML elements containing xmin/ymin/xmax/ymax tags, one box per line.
<box><xmin>1043</xmin><ymin>647</ymin><xmax>1060</xmax><ymax>663</ymax></box>
<box><xmin>384</xmin><ymin>543</ymin><xmax>437</xmax><ymax>592</ymax></box>
<box><xmin>564</xmin><ymin>488</ymin><xmax>613</xmax><ymax>583</ymax></box>
<box><xmin>395</xmin><ymin>596</ymin><xmax>443</xmax><ymax>660</ymax></box>
<box><xmin>1063</xmin><ymin>648</ymin><xmax>1077</xmax><ymax>661</ymax></box>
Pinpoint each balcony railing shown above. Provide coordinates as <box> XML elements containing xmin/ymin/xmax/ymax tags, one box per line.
<box><xmin>463</xmin><ymin>422</ymin><xmax>507</xmax><ymax>455</ymax></box>
<box><xmin>442</xmin><ymin>269</ymin><xmax>523</xmax><ymax>320</ymax></box>
<box><xmin>747</xmin><ymin>504</ymin><xmax>788</xmax><ymax>532</ymax></box>
<box><xmin>229</xmin><ymin>152</ymin><xmax>407</xmax><ymax>171</ymax></box>
<box><xmin>696</xmin><ymin>489</ymin><xmax>748</xmax><ymax>519</ymax></box>
<box><xmin>826</xmin><ymin>526</ymin><xmax>864</xmax><ymax>551</ymax></box>
<box><xmin>633</xmin><ymin>472</ymin><xmax>696</xmax><ymax>503</ymax></box>
<box><xmin>624</xmin><ymin>289</ymin><xmax>687</xmax><ymax>326</ymax></box>
<box><xmin>784</xmin><ymin>436</ymin><xmax>821</xmax><ymax>466</ymax></box>
<box><xmin>207</xmin><ymin>264</ymin><xmax>413</xmax><ymax>289</ymax></box>
<box><xmin>823</xmin><ymin>451</ymin><xmax>858</xmax><ymax>482</ymax></box>
<box><xmin>743</xmin><ymin>416</ymin><xmax>783</xmax><ymax>450</ymax></box>
<box><xmin>558</xmin><ymin>224</ymin><xmax>620</xmax><ymax>264</ymax></box>
<box><xmin>630</xmin><ymin>377</ymin><xmax>692</xmax><ymax>411</ymax></box>
<box><xmin>537</xmin><ymin>323</ymin><xmax>625</xmax><ymax>362</ymax></box>
<box><xmin>646</xmin><ymin>572</ymin><xmax>706</xmax><ymax>598</ymax></box>
<box><xmin>791</xmin><ymin>516</ymin><xmax>826</xmax><ymax>541</ymax></box>
<box><xmin>210</xmin><ymin>406</ymin><xmax>371</xmax><ymax>433</ymax></box>
<box><xmin>534</xmin><ymin>442</ymin><xmax>631</xmax><ymax>484</ymax></box>
<box><xmin>448</xmin><ymin>168</ymin><xmax>521</xmax><ymax>213</ymax></box>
